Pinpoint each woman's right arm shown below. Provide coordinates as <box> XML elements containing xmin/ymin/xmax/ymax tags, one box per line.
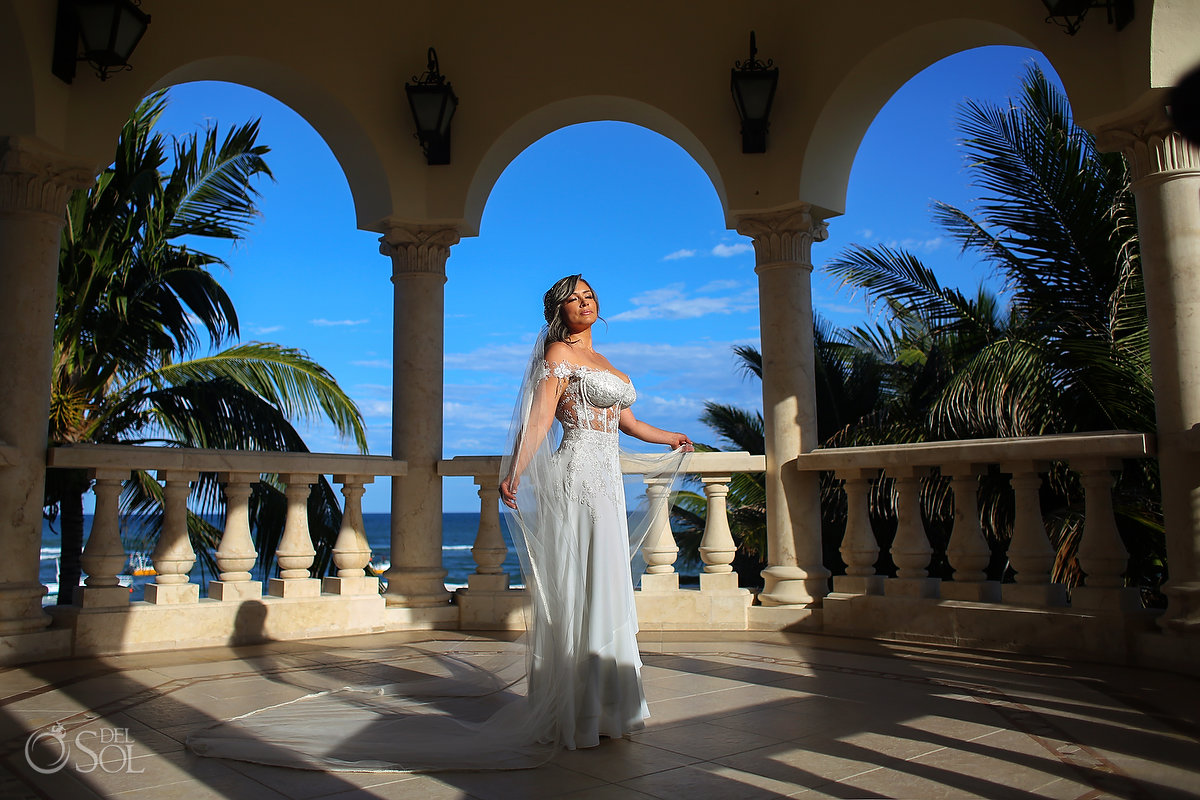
<box><xmin>500</xmin><ymin>356</ymin><xmax>568</xmax><ymax>509</ymax></box>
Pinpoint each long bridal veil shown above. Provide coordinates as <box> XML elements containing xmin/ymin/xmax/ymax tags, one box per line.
<box><xmin>186</xmin><ymin>327</ymin><xmax>687</xmax><ymax>772</ymax></box>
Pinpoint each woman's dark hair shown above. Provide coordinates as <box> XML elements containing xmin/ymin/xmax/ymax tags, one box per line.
<box><xmin>543</xmin><ymin>274</ymin><xmax>601</xmax><ymax>347</ymax></box>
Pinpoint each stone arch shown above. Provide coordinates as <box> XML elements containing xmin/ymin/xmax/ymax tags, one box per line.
<box><xmin>150</xmin><ymin>57</ymin><xmax>391</xmax><ymax>231</ymax></box>
<box><xmin>800</xmin><ymin>20</ymin><xmax>1038</xmax><ymax>217</ymax></box>
<box><xmin>462</xmin><ymin>96</ymin><xmax>727</xmax><ymax>237</ymax></box>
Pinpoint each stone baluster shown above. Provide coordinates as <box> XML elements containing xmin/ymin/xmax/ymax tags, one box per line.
<box><xmin>833</xmin><ymin>468</ymin><xmax>883</xmax><ymax>595</ymax></box>
<box><xmin>323</xmin><ymin>474</ymin><xmax>379</xmax><ymax>596</ymax></box>
<box><xmin>885</xmin><ymin>466</ymin><xmax>939</xmax><ymax>598</ymax></box>
<box><xmin>698</xmin><ymin>477</ymin><xmax>738</xmax><ymax>592</ymax></box>
<box><xmin>209</xmin><ymin>473</ymin><xmax>262</xmax><ymax>601</ymax></box>
<box><xmin>1000</xmin><ymin>460</ymin><xmax>1066</xmax><ymax>606</ymax></box>
<box><xmin>268</xmin><ymin>473</ymin><xmax>321</xmax><ymax>598</ymax></box>
<box><xmin>640</xmin><ymin>478</ymin><xmax>679</xmax><ymax>592</ymax></box>
<box><xmin>76</xmin><ymin>468</ymin><xmax>131</xmax><ymax>608</ymax></box>
<box><xmin>942</xmin><ymin>463</ymin><xmax>1000</xmax><ymax>602</ymax></box>
<box><xmin>1072</xmin><ymin>458</ymin><xmax>1143</xmax><ymax>611</ymax></box>
<box><xmin>465</xmin><ymin>478</ymin><xmax>509</xmax><ymax>592</ymax></box>
<box><xmin>146</xmin><ymin>470</ymin><xmax>199</xmax><ymax>604</ymax></box>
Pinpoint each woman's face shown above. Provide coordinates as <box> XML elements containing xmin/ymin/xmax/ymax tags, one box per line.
<box><xmin>559</xmin><ymin>279</ymin><xmax>597</xmax><ymax>332</ymax></box>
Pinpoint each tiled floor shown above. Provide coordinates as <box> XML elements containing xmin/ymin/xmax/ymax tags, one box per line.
<box><xmin>2</xmin><ymin>630</ymin><xmax>1198</xmax><ymax>799</ymax></box>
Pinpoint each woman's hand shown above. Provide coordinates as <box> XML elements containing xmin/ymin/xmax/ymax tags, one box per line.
<box><xmin>499</xmin><ymin>475</ymin><xmax>519</xmax><ymax>509</ymax></box>
<box><xmin>667</xmin><ymin>432</ymin><xmax>694</xmax><ymax>452</ymax></box>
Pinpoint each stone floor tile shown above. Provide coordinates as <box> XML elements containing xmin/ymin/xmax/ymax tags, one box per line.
<box><xmin>429</xmin><ymin>763</ymin><xmax>603</xmax><ymax>800</ymax></box>
<box><xmin>312</xmin><ymin>774</ymin><xmax>473</xmax><ymax>800</ymax></box>
<box><xmin>619</xmin><ymin>761</ymin><xmax>810</xmax><ymax>800</ymax></box>
<box><xmin>222</xmin><ymin>759</ymin><xmax>429</xmax><ymax>799</ymax></box>
<box><xmin>713</xmin><ymin>740</ymin><xmax>883</xmax><ymax>790</ymax></box>
<box><xmin>552</xmin><ymin>738</ymin><xmax>699</xmax><ymax>783</ymax></box>
<box><xmin>631</xmin><ymin>719</ymin><xmax>785</xmax><ymax>760</ymax></box>
<box><xmin>558</xmin><ymin>783</ymin><xmax>659</xmax><ymax>799</ymax></box>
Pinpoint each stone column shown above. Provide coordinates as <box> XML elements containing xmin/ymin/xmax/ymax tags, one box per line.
<box><xmin>1097</xmin><ymin>108</ymin><xmax>1200</xmax><ymax>631</ymax></box>
<box><xmin>735</xmin><ymin>205</ymin><xmax>831</xmax><ymax>606</ymax></box>
<box><xmin>379</xmin><ymin>224</ymin><xmax>458</xmax><ymax>607</ymax></box>
<box><xmin>0</xmin><ymin>137</ymin><xmax>95</xmax><ymax>635</ymax></box>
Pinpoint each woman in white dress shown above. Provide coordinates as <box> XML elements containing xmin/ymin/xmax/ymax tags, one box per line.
<box><xmin>500</xmin><ymin>274</ymin><xmax>692</xmax><ymax>749</ymax></box>
<box><xmin>187</xmin><ymin>274</ymin><xmax>690</xmax><ymax>771</ymax></box>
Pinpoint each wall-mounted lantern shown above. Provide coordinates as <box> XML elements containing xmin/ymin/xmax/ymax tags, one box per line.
<box><xmin>405</xmin><ymin>47</ymin><xmax>459</xmax><ymax>165</ymax></box>
<box><xmin>52</xmin><ymin>0</ymin><xmax>151</xmax><ymax>83</ymax></box>
<box><xmin>730</xmin><ymin>31</ymin><xmax>779</xmax><ymax>154</ymax></box>
<box><xmin>1042</xmin><ymin>0</ymin><xmax>1133</xmax><ymax>35</ymax></box>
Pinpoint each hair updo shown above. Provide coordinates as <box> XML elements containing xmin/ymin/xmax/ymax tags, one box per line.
<box><xmin>543</xmin><ymin>274</ymin><xmax>601</xmax><ymax>347</ymax></box>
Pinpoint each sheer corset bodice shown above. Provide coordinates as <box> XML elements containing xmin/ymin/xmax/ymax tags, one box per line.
<box><xmin>541</xmin><ymin>360</ymin><xmax>636</xmax><ymax>436</ymax></box>
<box><xmin>541</xmin><ymin>361</ymin><xmax>636</xmax><ymax>523</ymax></box>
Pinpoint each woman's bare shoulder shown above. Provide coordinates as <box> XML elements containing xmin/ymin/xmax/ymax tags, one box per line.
<box><xmin>544</xmin><ymin>341</ymin><xmax>574</xmax><ymax>364</ymax></box>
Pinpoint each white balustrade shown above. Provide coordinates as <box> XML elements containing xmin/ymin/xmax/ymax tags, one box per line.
<box><xmin>942</xmin><ymin>463</ymin><xmax>1000</xmax><ymax>602</ymax></box>
<box><xmin>77</xmin><ymin>468</ymin><xmax>131</xmax><ymax>607</ymax></box>
<box><xmin>1073</xmin><ymin>458</ymin><xmax>1143</xmax><ymax>611</ymax></box>
<box><xmin>146</xmin><ymin>469</ymin><xmax>200</xmax><ymax>604</ymax></box>
<box><xmin>698</xmin><ymin>476</ymin><xmax>738</xmax><ymax>592</ymax></box>
<box><xmin>209</xmin><ymin>473</ymin><xmax>260</xmax><ymax>601</ymax></box>
<box><xmin>324</xmin><ymin>474</ymin><xmax>379</xmax><ymax>596</ymax></box>
<box><xmin>833</xmin><ymin>468</ymin><xmax>883</xmax><ymax>594</ymax></box>
<box><xmin>1001</xmin><ymin>460</ymin><xmax>1066</xmax><ymax>606</ymax></box>
<box><xmin>640</xmin><ymin>478</ymin><xmax>679</xmax><ymax>592</ymax></box>
<box><xmin>270</xmin><ymin>472</ymin><xmax>320</xmax><ymax>598</ymax></box>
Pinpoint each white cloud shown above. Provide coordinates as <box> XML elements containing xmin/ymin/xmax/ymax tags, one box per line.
<box><xmin>311</xmin><ymin>318</ymin><xmax>370</xmax><ymax>327</ymax></box>
<box><xmin>249</xmin><ymin>324</ymin><xmax>284</xmax><ymax>335</ymax></box>
<box><xmin>663</xmin><ymin>248</ymin><xmax>697</xmax><ymax>261</ymax></box>
<box><xmin>711</xmin><ymin>242</ymin><xmax>753</xmax><ymax>257</ymax></box>
<box><xmin>698</xmin><ymin>279</ymin><xmax>741</xmax><ymax>293</ymax></box>
<box><xmin>609</xmin><ymin>283</ymin><xmax>757</xmax><ymax>321</ymax></box>
<box><xmin>883</xmin><ymin>236</ymin><xmax>945</xmax><ymax>253</ymax></box>
<box><xmin>860</xmin><ymin>228</ymin><xmax>874</xmax><ymax>240</ymax></box>
<box><xmin>352</xmin><ymin>359</ymin><xmax>392</xmax><ymax>368</ymax></box>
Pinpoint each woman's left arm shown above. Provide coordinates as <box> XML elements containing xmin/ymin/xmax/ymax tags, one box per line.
<box><xmin>619</xmin><ymin>408</ymin><xmax>693</xmax><ymax>451</ymax></box>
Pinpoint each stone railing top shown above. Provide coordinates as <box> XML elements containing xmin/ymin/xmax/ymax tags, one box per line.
<box><xmin>46</xmin><ymin>443</ymin><xmax>408</xmax><ymax>477</ymax></box>
<box><xmin>439</xmin><ymin>450</ymin><xmax>764</xmax><ymax>480</ymax></box>
<box><xmin>794</xmin><ymin>431</ymin><xmax>1155</xmax><ymax>472</ymax></box>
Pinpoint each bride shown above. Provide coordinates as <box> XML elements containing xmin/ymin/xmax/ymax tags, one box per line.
<box><xmin>500</xmin><ymin>274</ymin><xmax>692</xmax><ymax>749</ymax></box>
<box><xmin>187</xmin><ymin>274</ymin><xmax>690</xmax><ymax>771</ymax></box>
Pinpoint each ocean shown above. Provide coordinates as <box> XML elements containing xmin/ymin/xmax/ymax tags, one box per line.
<box><xmin>38</xmin><ymin>513</ymin><xmax>524</xmax><ymax>604</ymax></box>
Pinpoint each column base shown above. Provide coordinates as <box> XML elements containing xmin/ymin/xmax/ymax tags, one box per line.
<box><xmin>940</xmin><ymin>581</ymin><xmax>1001</xmax><ymax>603</ymax></box>
<box><xmin>0</xmin><ymin>582</ymin><xmax>52</xmax><ymax>634</ymax></box>
<box><xmin>641</xmin><ymin>573</ymin><xmax>680</xmax><ymax>593</ymax></box>
<box><xmin>382</xmin><ymin>566</ymin><xmax>451</xmax><ymax>607</ymax></box>
<box><xmin>268</xmin><ymin>578</ymin><xmax>321</xmax><ymax>599</ymax></box>
<box><xmin>884</xmin><ymin>577</ymin><xmax>940</xmax><ymax>599</ymax></box>
<box><xmin>209</xmin><ymin>580</ymin><xmax>264</xmax><ymax>601</ymax></box>
<box><xmin>832</xmin><ymin>575</ymin><xmax>885</xmax><ymax>595</ymax></box>
<box><xmin>758</xmin><ymin>566</ymin><xmax>830</xmax><ymax>606</ymax></box>
<box><xmin>322</xmin><ymin>576</ymin><xmax>379</xmax><ymax>596</ymax></box>
<box><xmin>1159</xmin><ymin>582</ymin><xmax>1200</xmax><ymax>632</ymax></box>
<box><xmin>144</xmin><ymin>583</ymin><xmax>199</xmax><ymax>604</ymax></box>
<box><xmin>1003</xmin><ymin>583</ymin><xmax>1068</xmax><ymax>608</ymax></box>
<box><xmin>454</xmin><ymin>587</ymin><xmax>529</xmax><ymax>630</ymax></box>
<box><xmin>1072</xmin><ymin>585</ymin><xmax>1144</xmax><ymax>612</ymax></box>
<box><xmin>77</xmin><ymin>586</ymin><xmax>131</xmax><ymax>608</ymax></box>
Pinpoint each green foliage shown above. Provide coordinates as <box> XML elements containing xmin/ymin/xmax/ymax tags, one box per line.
<box><xmin>46</xmin><ymin>90</ymin><xmax>366</xmax><ymax>603</ymax></box>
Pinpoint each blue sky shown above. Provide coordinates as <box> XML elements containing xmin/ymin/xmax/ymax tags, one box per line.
<box><xmin>150</xmin><ymin>45</ymin><xmax>1059</xmax><ymax>512</ymax></box>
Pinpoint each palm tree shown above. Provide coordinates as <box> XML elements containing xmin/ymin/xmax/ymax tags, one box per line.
<box><xmin>824</xmin><ymin>63</ymin><xmax>1161</xmax><ymax>594</ymax></box>
<box><xmin>47</xmin><ymin>90</ymin><xmax>367</xmax><ymax>603</ymax></box>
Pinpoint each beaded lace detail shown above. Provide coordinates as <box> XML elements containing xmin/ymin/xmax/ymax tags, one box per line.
<box><xmin>540</xmin><ymin>360</ymin><xmax>636</xmax><ymax>521</ymax></box>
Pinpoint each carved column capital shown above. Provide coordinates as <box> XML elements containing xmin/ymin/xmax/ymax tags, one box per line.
<box><xmin>1095</xmin><ymin>104</ymin><xmax>1200</xmax><ymax>186</ymax></box>
<box><xmin>0</xmin><ymin>136</ymin><xmax>97</xmax><ymax>222</ymax></box>
<box><xmin>379</xmin><ymin>223</ymin><xmax>461</xmax><ymax>280</ymax></box>
<box><xmin>734</xmin><ymin>204</ymin><xmax>829</xmax><ymax>271</ymax></box>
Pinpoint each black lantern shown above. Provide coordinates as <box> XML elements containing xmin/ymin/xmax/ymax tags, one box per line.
<box><xmin>1042</xmin><ymin>0</ymin><xmax>1133</xmax><ymax>35</ymax></box>
<box><xmin>52</xmin><ymin>0</ymin><xmax>151</xmax><ymax>83</ymax></box>
<box><xmin>730</xmin><ymin>31</ymin><xmax>779</xmax><ymax>154</ymax></box>
<box><xmin>405</xmin><ymin>48</ymin><xmax>458</xmax><ymax>166</ymax></box>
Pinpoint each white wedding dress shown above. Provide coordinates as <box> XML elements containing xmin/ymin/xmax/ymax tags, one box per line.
<box><xmin>186</xmin><ymin>349</ymin><xmax>684</xmax><ymax>772</ymax></box>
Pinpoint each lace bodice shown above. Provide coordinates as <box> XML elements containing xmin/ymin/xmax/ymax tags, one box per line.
<box><xmin>540</xmin><ymin>360</ymin><xmax>636</xmax><ymax>521</ymax></box>
<box><xmin>540</xmin><ymin>360</ymin><xmax>636</xmax><ymax>436</ymax></box>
